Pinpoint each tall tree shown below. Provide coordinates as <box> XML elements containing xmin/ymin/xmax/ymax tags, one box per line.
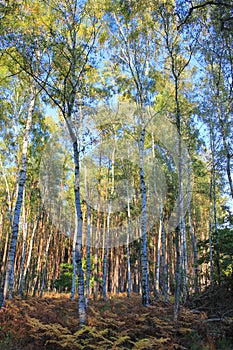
<box><xmin>1</xmin><ymin>0</ymin><xmax>102</xmax><ymax>324</ymax></box>
<box><xmin>106</xmin><ymin>0</ymin><xmax>159</xmax><ymax>307</ymax></box>
<box><xmin>0</xmin><ymin>78</ymin><xmax>39</xmax><ymax>307</ymax></box>
<box><xmin>158</xmin><ymin>0</ymin><xmax>197</xmax><ymax>318</ymax></box>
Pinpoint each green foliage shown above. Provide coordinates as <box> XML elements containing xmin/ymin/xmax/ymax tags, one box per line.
<box><xmin>54</xmin><ymin>257</ymin><xmax>95</xmax><ymax>292</ymax></box>
<box><xmin>54</xmin><ymin>263</ymin><xmax>75</xmax><ymax>292</ymax></box>
<box><xmin>216</xmin><ymin>337</ymin><xmax>233</xmax><ymax>350</ymax></box>
<box><xmin>218</xmin><ymin>226</ymin><xmax>233</xmax><ymax>283</ymax></box>
<box><xmin>197</xmin><ymin>223</ymin><xmax>233</xmax><ymax>285</ymax></box>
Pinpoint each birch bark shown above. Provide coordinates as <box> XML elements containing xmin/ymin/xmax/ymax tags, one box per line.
<box><xmin>18</xmin><ymin>194</ymin><xmax>27</xmax><ymax>297</ymax></box>
<box><xmin>139</xmin><ymin>126</ymin><xmax>149</xmax><ymax>306</ymax></box>
<box><xmin>126</xmin><ymin>179</ymin><xmax>131</xmax><ymax>298</ymax></box>
<box><xmin>0</xmin><ymin>88</ymin><xmax>36</xmax><ymax>308</ymax></box>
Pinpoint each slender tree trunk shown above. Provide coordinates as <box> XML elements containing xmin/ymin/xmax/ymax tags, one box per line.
<box><xmin>21</xmin><ymin>205</ymin><xmax>42</xmax><ymax>294</ymax></box>
<box><xmin>1</xmin><ymin>225</ymin><xmax>10</xmax><ymax>276</ymax></box>
<box><xmin>73</xmin><ymin>139</ymin><xmax>86</xmax><ymax>325</ymax></box>
<box><xmin>174</xmin><ymin>225</ymin><xmax>181</xmax><ymax>321</ymax></box>
<box><xmin>109</xmin><ymin>248</ymin><xmax>113</xmax><ymax>294</ymax></box>
<box><xmin>84</xmin><ymin>160</ymin><xmax>91</xmax><ymax>305</ymax></box>
<box><xmin>113</xmin><ymin>247</ymin><xmax>119</xmax><ymax>295</ymax></box>
<box><xmin>94</xmin><ymin>143</ymin><xmax>102</xmax><ymax>300</ymax></box>
<box><xmin>0</xmin><ymin>158</ymin><xmax>13</xmax><ymax>277</ymax></box>
<box><xmin>209</xmin><ymin>175</ymin><xmax>214</xmax><ymax>286</ymax></box>
<box><xmin>152</xmin><ymin>133</ymin><xmax>161</xmax><ymax>298</ymax></box>
<box><xmin>0</xmin><ymin>210</ymin><xmax>3</xmax><ymax>251</ymax></box>
<box><xmin>126</xmin><ymin>182</ymin><xmax>131</xmax><ymax>298</ymax></box>
<box><xmin>40</xmin><ymin>229</ymin><xmax>53</xmax><ymax>298</ymax></box>
<box><xmin>139</xmin><ymin>126</ymin><xmax>149</xmax><ymax>306</ymax></box>
<box><xmin>174</xmin><ymin>77</ymin><xmax>182</xmax><ymax>322</ymax></box>
<box><xmin>103</xmin><ymin>215</ymin><xmax>109</xmax><ymax>300</ymax></box>
<box><xmin>209</xmin><ymin>121</ymin><xmax>220</xmax><ymax>284</ymax></box>
<box><xmin>155</xmin><ymin>214</ymin><xmax>162</xmax><ymax>297</ymax></box>
<box><xmin>103</xmin><ymin>136</ymin><xmax>116</xmax><ymax>301</ymax></box>
<box><xmin>187</xmin><ymin>159</ymin><xmax>199</xmax><ymax>294</ymax></box>
<box><xmin>103</xmin><ymin>207</ymin><xmax>109</xmax><ymax>299</ymax></box>
<box><xmin>216</xmin><ymin>78</ymin><xmax>233</xmax><ymax>199</ymax></box>
<box><xmin>181</xmin><ymin>214</ymin><xmax>188</xmax><ymax>302</ymax></box>
<box><xmin>32</xmin><ymin>225</ymin><xmax>44</xmax><ymax>297</ymax></box>
<box><xmin>160</xmin><ymin>207</ymin><xmax>168</xmax><ymax>301</ymax></box>
<box><xmin>0</xmin><ymin>90</ymin><xmax>36</xmax><ymax>308</ymax></box>
<box><xmin>71</xmin><ymin>216</ymin><xmax>78</xmax><ymax>301</ymax></box>
<box><xmin>18</xmin><ymin>194</ymin><xmax>27</xmax><ymax>297</ymax></box>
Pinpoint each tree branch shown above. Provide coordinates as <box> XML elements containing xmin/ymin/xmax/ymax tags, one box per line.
<box><xmin>177</xmin><ymin>1</ymin><xmax>233</xmax><ymax>30</ymax></box>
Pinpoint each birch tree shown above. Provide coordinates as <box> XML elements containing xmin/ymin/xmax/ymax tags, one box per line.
<box><xmin>0</xmin><ymin>82</ymin><xmax>38</xmax><ymax>307</ymax></box>
<box><xmin>1</xmin><ymin>0</ymin><xmax>102</xmax><ymax>324</ymax></box>
<box><xmin>106</xmin><ymin>0</ymin><xmax>159</xmax><ymax>307</ymax></box>
<box><xmin>159</xmin><ymin>0</ymin><xmax>197</xmax><ymax>318</ymax></box>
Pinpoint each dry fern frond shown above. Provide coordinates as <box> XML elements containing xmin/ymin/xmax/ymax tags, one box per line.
<box><xmin>132</xmin><ymin>337</ymin><xmax>156</xmax><ymax>349</ymax></box>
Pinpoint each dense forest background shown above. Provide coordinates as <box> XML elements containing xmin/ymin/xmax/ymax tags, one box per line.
<box><xmin>0</xmin><ymin>0</ymin><xmax>233</xmax><ymax>348</ymax></box>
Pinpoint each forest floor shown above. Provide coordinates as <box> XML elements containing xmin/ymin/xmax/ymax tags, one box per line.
<box><xmin>0</xmin><ymin>286</ymin><xmax>233</xmax><ymax>350</ymax></box>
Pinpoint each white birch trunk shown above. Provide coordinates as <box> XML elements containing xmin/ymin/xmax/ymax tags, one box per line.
<box><xmin>209</xmin><ymin>121</ymin><xmax>220</xmax><ymax>283</ymax></box>
<box><xmin>71</xmin><ymin>215</ymin><xmax>78</xmax><ymax>301</ymax></box>
<box><xmin>18</xmin><ymin>194</ymin><xmax>27</xmax><ymax>297</ymax></box>
<box><xmin>209</xmin><ymin>179</ymin><xmax>213</xmax><ymax>286</ymax></box>
<box><xmin>161</xmin><ymin>210</ymin><xmax>168</xmax><ymax>301</ymax></box>
<box><xmin>174</xmin><ymin>78</ymin><xmax>182</xmax><ymax>322</ymax></box>
<box><xmin>152</xmin><ymin>133</ymin><xmax>161</xmax><ymax>298</ymax></box>
<box><xmin>139</xmin><ymin>127</ymin><xmax>149</xmax><ymax>306</ymax></box>
<box><xmin>0</xmin><ymin>90</ymin><xmax>36</xmax><ymax>308</ymax></box>
<box><xmin>126</xmin><ymin>181</ymin><xmax>131</xmax><ymax>298</ymax></box>
<box><xmin>181</xmin><ymin>214</ymin><xmax>188</xmax><ymax>302</ymax></box>
<box><xmin>73</xmin><ymin>139</ymin><xmax>86</xmax><ymax>325</ymax></box>
<box><xmin>187</xmin><ymin>160</ymin><xmax>199</xmax><ymax>294</ymax></box>
<box><xmin>155</xmin><ymin>214</ymin><xmax>162</xmax><ymax>297</ymax></box>
<box><xmin>103</xmin><ymin>138</ymin><xmax>116</xmax><ymax>301</ymax></box>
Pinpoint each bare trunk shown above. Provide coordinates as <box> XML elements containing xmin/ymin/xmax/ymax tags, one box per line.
<box><xmin>71</xmin><ymin>216</ymin><xmax>77</xmax><ymax>301</ymax></box>
<box><xmin>103</xmin><ymin>136</ymin><xmax>116</xmax><ymax>301</ymax></box>
<box><xmin>21</xmin><ymin>205</ymin><xmax>42</xmax><ymax>293</ymax></box>
<box><xmin>73</xmin><ymin>139</ymin><xmax>86</xmax><ymax>325</ymax></box>
<box><xmin>139</xmin><ymin>127</ymin><xmax>149</xmax><ymax>307</ymax></box>
<box><xmin>18</xmin><ymin>195</ymin><xmax>27</xmax><ymax>297</ymax></box>
<box><xmin>0</xmin><ymin>90</ymin><xmax>36</xmax><ymax>308</ymax></box>
<box><xmin>209</xmin><ymin>199</ymin><xmax>213</xmax><ymax>286</ymax></box>
<box><xmin>84</xmin><ymin>160</ymin><xmax>91</xmax><ymax>305</ymax></box>
<box><xmin>40</xmin><ymin>229</ymin><xmax>53</xmax><ymax>297</ymax></box>
<box><xmin>187</xmin><ymin>160</ymin><xmax>199</xmax><ymax>294</ymax></box>
<box><xmin>0</xmin><ymin>158</ymin><xmax>13</xmax><ymax>276</ymax></box>
<box><xmin>216</xmin><ymin>84</ymin><xmax>233</xmax><ymax>199</ymax></box>
<box><xmin>113</xmin><ymin>247</ymin><xmax>119</xmax><ymax>295</ymax></box>
<box><xmin>174</xmin><ymin>77</ymin><xmax>182</xmax><ymax>322</ymax></box>
<box><xmin>126</xmin><ymin>184</ymin><xmax>131</xmax><ymax>298</ymax></box>
<box><xmin>155</xmin><ymin>214</ymin><xmax>162</xmax><ymax>297</ymax></box>
<box><xmin>181</xmin><ymin>214</ymin><xmax>188</xmax><ymax>302</ymax></box>
<box><xmin>160</xmin><ymin>208</ymin><xmax>168</xmax><ymax>301</ymax></box>
<box><xmin>94</xmin><ymin>144</ymin><xmax>102</xmax><ymax>300</ymax></box>
<box><xmin>209</xmin><ymin>121</ymin><xmax>220</xmax><ymax>284</ymax></box>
